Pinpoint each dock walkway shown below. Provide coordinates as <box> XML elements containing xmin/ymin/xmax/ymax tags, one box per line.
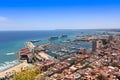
<box><xmin>38</xmin><ymin>52</ymin><xmax>54</xmax><ymax>60</ymax></box>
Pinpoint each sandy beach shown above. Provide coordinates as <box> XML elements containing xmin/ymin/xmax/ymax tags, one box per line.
<box><xmin>0</xmin><ymin>61</ymin><xmax>29</xmax><ymax>78</ymax></box>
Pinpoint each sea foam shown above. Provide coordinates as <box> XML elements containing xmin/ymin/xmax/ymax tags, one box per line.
<box><xmin>6</xmin><ymin>52</ymin><xmax>15</xmax><ymax>55</ymax></box>
<box><xmin>0</xmin><ymin>60</ymin><xmax>19</xmax><ymax>72</ymax></box>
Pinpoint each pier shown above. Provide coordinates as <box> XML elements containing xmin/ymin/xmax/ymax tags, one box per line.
<box><xmin>25</xmin><ymin>41</ymin><xmax>35</xmax><ymax>52</ymax></box>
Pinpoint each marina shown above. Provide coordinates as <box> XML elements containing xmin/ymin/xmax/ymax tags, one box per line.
<box><xmin>16</xmin><ymin>33</ymin><xmax>120</xmax><ymax>80</ymax></box>
<box><xmin>1</xmin><ymin>30</ymin><xmax>120</xmax><ymax>80</ymax></box>
<box><xmin>1</xmin><ymin>0</ymin><xmax>120</xmax><ymax>79</ymax></box>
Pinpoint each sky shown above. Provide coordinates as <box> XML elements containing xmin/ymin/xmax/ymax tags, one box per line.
<box><xmin>0</xmin><ymin>0</ymin><xmax>120</xmax><ymax>30</ymax></box>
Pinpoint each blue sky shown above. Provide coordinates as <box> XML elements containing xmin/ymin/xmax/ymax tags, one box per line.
<box><xmin>0</xmin><ymin>0</ymin><xmax>120</xmax><ymax>30</ymax></box>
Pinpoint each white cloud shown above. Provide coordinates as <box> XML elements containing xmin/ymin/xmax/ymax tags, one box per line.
<box><xmin>0</xmin><ymin>16</ymin><xmax>7</xmax><ymax>22</ymax></box>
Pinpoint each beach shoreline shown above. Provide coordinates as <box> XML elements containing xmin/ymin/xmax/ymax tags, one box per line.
<box><xmin>0</xmin><ymin>62</ymin><xmax>19</xmax><ymax>73</ymax></box>
<box><xmin>0</xmin><ymin>61</ymin><xmax>29</xmax><ymax>78</ymax></box>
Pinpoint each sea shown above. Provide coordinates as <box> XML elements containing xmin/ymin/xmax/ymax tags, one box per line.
<box><xmin>0</xmin><ymin>30</ymin><xmax>101</xmax><ymax>72</ymax></box>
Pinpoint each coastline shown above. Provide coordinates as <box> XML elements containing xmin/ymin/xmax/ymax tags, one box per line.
<box><xmin>0</xmin><ymin>30</ymin><xmax>99</xmax><ymax>78</ymax></box>
<box><xmin>0</xmin><ymin>51</ymin><xmax>54</xmax><ymax>78</ymax></box>
<box><xmin>0</xmin><ymin>30</ymin><xmax>78</xmax><ymax>71</ymax></box>
<box><xmin>0</xmin><ymin>61</ymin><xmax>29</xmax><ymax>78</ymax></box>
<box><xmin>0</xmin><ymin>62</ymin><xmax>19</xmax><ymax>72</ymax></box>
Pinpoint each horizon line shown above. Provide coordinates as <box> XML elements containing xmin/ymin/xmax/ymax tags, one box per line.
<box><xmin>0</xmin><ymin>28</ymin><xmax>120</xmax><ymax>31</ymax></box>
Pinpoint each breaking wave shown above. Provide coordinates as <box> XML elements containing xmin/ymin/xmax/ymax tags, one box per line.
<box><xmin>6</xmin><ymin>52</ymin><xmax>15</xmax><ymax>55</ymax></box>
<box><xmin>0</xmin><ymin>60</ymin><xmax>19</xmax><ymax>72</ymax></box>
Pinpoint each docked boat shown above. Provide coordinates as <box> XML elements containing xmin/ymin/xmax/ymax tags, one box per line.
<box><xmin>30</xmin><ymin>40</ymin><xmax>41</xmax><ymax>43</ymax></box>
<box><xmin>60</xmin><ymin>34</ymin><xmax>68</xmax><ymax>38</ymax></box>
<box><xmin>49</xmin><ymin>36</ymin><xmax>59</xmax><ymax>40</ymax></box>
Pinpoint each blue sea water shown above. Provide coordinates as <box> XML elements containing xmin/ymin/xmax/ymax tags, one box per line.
<box><xmin>0</xmin><ymin>30</ymin><xmax>98</xmax><ymax>72</ymax></box>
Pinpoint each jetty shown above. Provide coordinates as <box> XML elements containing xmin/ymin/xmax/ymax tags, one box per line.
<box><xmin>25</xmin><ymin>41</ymin><xmax>35</xmax><ymax>52</ymax></box>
